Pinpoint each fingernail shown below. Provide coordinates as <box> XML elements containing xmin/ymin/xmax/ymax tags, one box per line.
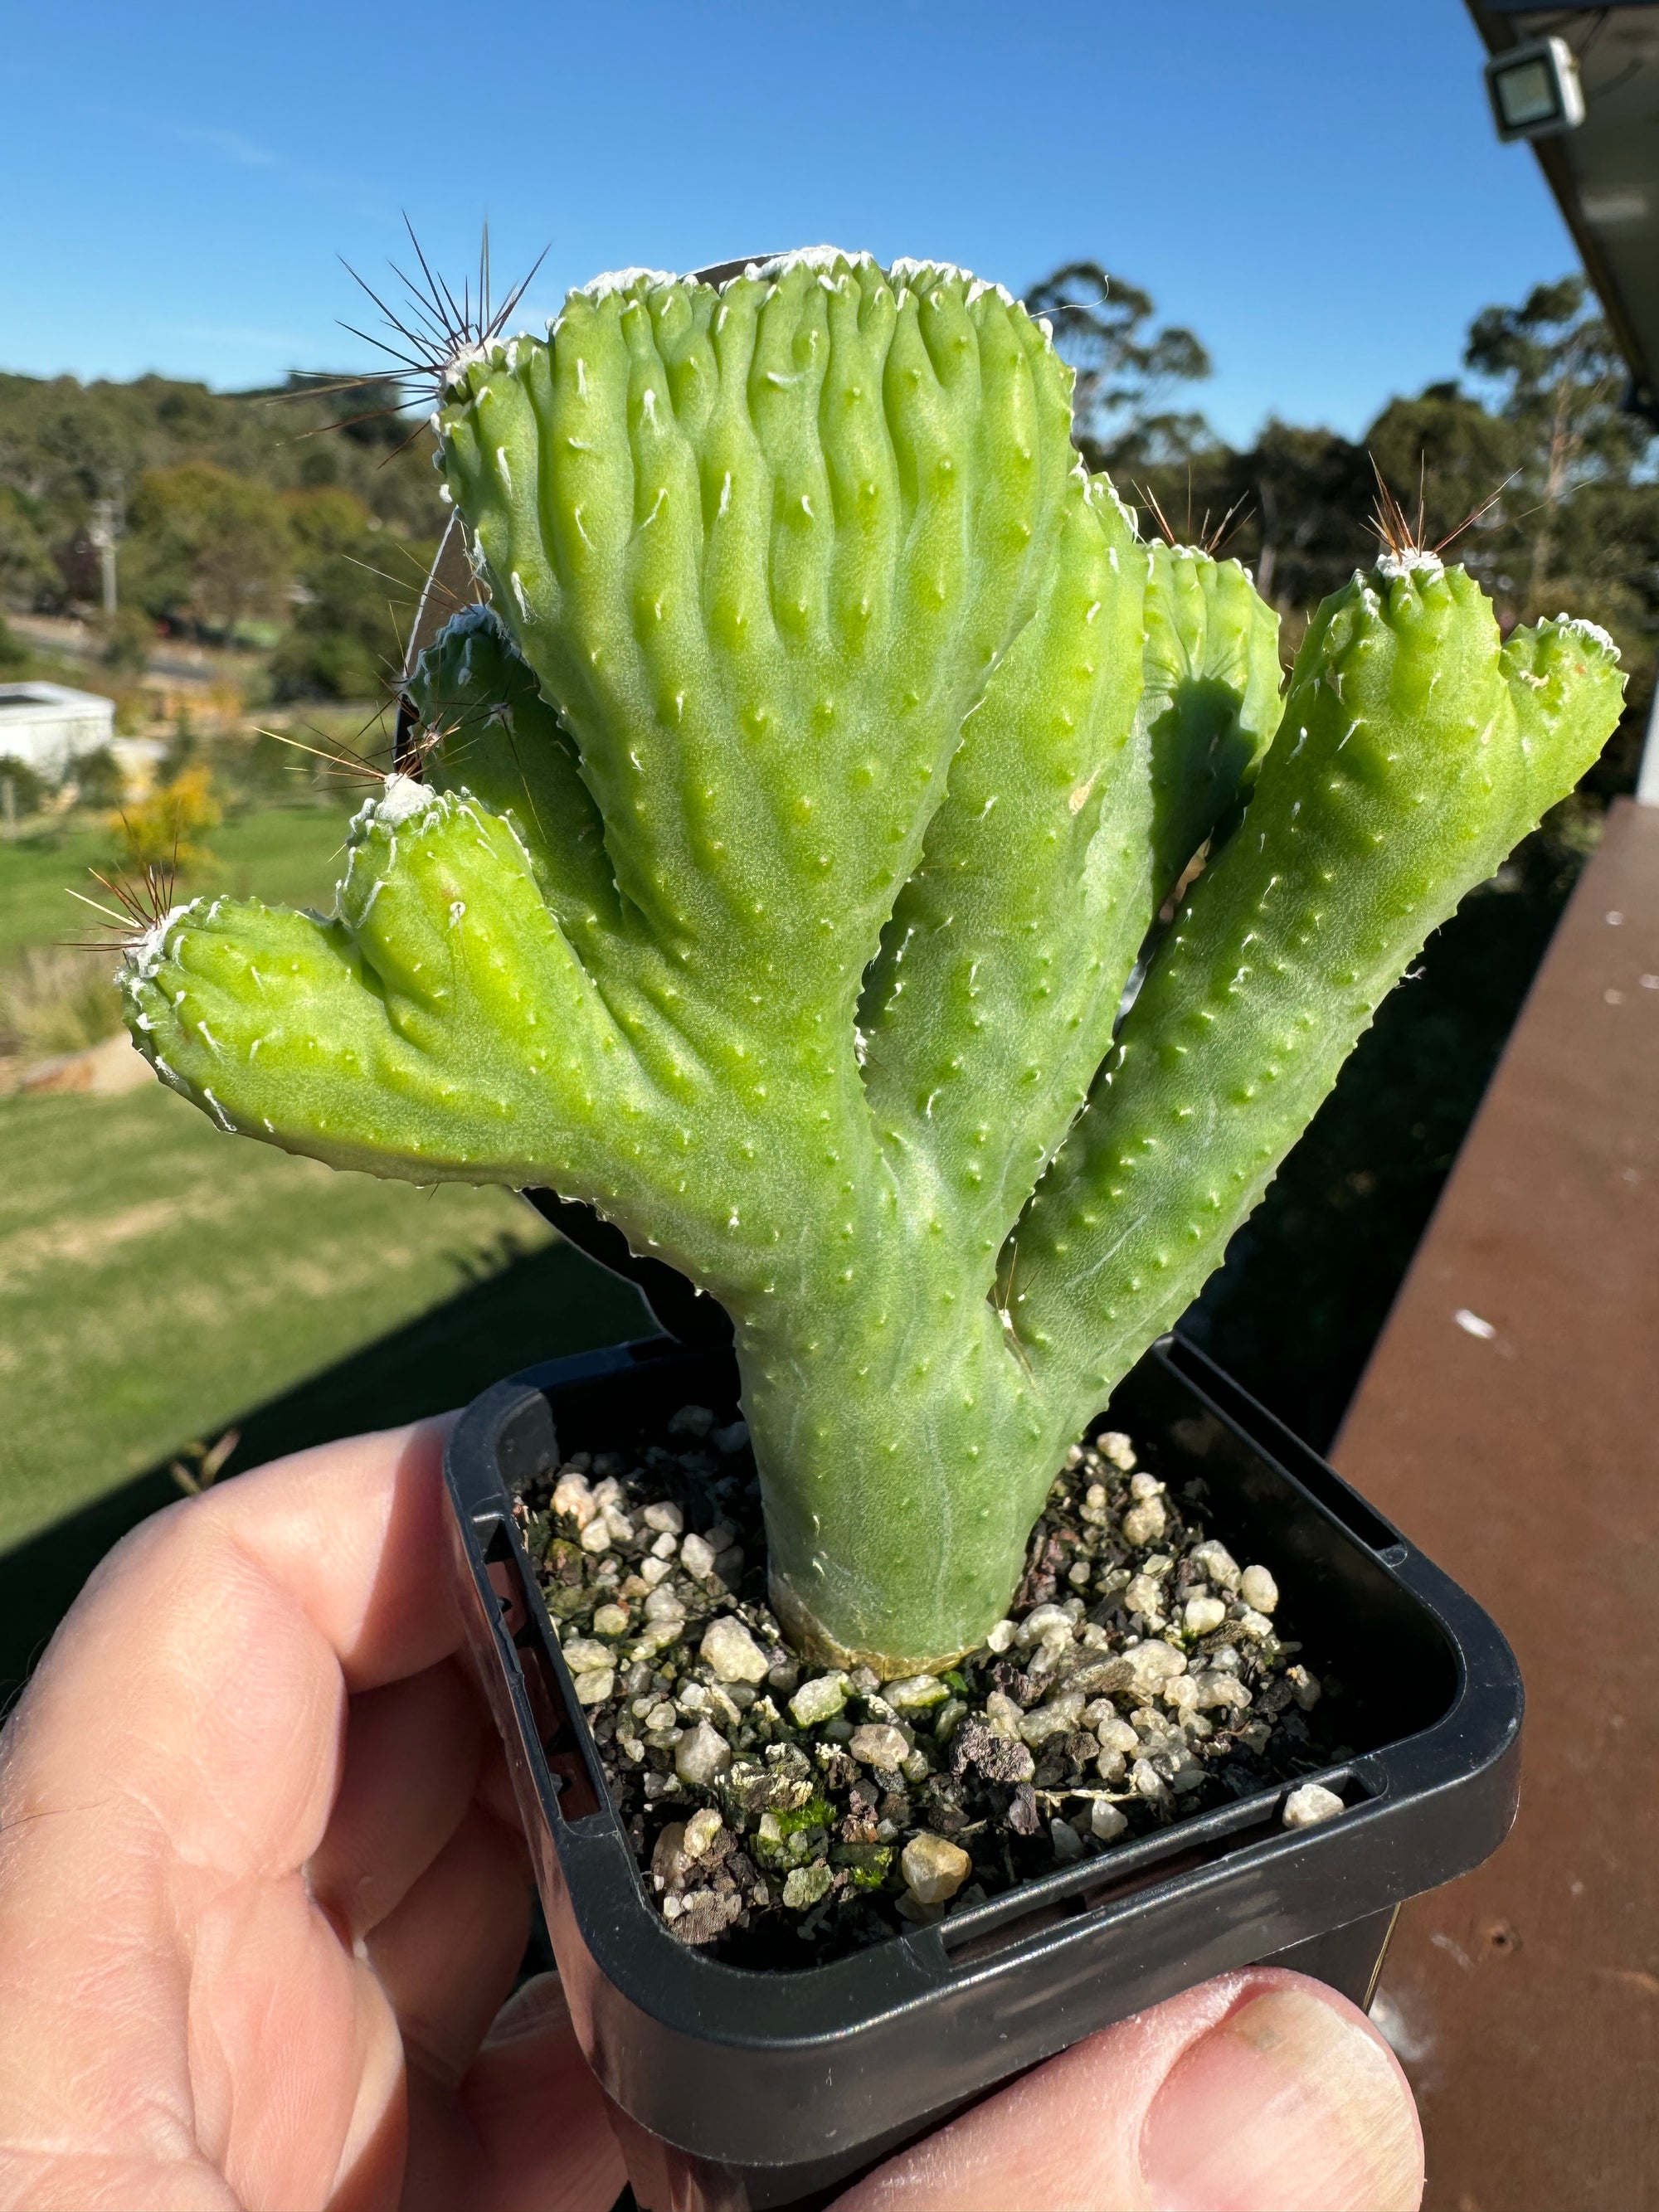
<box><xmin>1140</xmin><ymin>1984</ymin><xmax>1423</xmax><ymax>2211</ymax></box>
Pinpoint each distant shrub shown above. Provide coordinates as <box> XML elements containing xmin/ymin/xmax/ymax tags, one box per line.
<box><xmin>100</xmin><ymin>607</ymin><xmax>154</xmax><ymax>678</ymax></box>
<box><xmin>0</xmin><ymin>946</ymin><xmax>120</xmax><ymax>1058</ymax></box>
<box><xmin>71</xmin><ymin>746</ymin><xmax>127</xmax><ymax>808</ymax></box>
<box><xmin>111</xmin><ymin>763</ymin><xmax>221</xmax><ymax>872</ymax></box>
<box><xmin>0</xmin><ymin>756</ymin><xmax>49</xmax><ymax>821</ymax></box>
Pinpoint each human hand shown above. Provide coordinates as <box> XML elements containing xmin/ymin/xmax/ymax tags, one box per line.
<box><xmin>0</xmin><ymin>1419</ymin><xmax>622</xmax><ymax>2212</ymax></box>
<box><xmin>0</xmin><ymin>1423</ymin><xmax>1423</xmax><ymax>2212</ymax></box>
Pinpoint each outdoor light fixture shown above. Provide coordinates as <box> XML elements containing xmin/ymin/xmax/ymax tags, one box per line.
<box><xmin>1485</xmin><ymin>35</ymin><xmax>1587</xmax><ymax>141</ymax></box>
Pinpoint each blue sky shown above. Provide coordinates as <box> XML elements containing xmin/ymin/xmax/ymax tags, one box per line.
<box><xmin>2</xmin><ymin>2</ymin><xmax>1577</xmax><ymax>446</ymax></box>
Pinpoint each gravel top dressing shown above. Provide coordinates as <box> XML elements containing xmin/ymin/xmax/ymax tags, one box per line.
<box><xmin>518</xmin><ymin>1404</ymin><xmax>1349</xmax><ymax>1969</ymax></box>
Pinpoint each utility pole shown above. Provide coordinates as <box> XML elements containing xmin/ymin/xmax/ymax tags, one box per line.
<box><xmin>89</xmin><ymin>478</ymin><xmax>124</xmax><ymax>618</ymax></box>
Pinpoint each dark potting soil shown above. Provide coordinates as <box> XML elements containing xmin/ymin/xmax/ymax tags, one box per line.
<box><xmin>515</xmin><ymin>1407</ymin><xmax>1350</xmax><ymax>1969</ymax></box>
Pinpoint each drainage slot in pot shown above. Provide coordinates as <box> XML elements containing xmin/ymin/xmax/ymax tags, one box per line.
<box><xmin>939</xmin><ymin>1772</ymin><xmax>1367</xmax><ymax>1969</ymax></box>
<box><xmin>483</xmin><ymin>1523</ymin><xmax>601</xmax><ymax>1822</ymax></box>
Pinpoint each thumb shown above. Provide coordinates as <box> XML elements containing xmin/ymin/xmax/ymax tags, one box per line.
<box><xmin>831</xmin><ymin>1968</ymin><xmax>1423</xmax><ymax>2212</ymax></box>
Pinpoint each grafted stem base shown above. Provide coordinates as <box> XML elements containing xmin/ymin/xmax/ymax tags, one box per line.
<box><xmin>766</xmin><ymin>1571</ymin><xmax>978</xmax><ymax>1679</ymax></box>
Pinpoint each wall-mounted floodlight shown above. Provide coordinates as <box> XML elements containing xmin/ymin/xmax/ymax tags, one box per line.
<box><xmin>1485</xmin><ymin>36</ymin><xmax>1586</xmax><ymax>141</ymax></box>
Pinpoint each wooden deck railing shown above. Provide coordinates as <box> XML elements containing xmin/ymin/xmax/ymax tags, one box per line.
<box><xmin>1332</xmin><ymin>795</ymin><xmax>1659</xmax><ymax>2210</ymax></box>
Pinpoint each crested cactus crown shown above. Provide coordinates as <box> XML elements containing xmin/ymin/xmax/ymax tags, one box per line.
<box><xmin>122</xmin><ymin>250</ymin><xmax>1624</xmax><ymax>1668</ymax></box>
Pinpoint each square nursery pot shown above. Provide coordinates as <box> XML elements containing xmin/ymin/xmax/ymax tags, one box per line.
<box><xmin>443</xmin><ymin>1331</ymin><xmax>1521</xmax><ymax>2211</ymax></box>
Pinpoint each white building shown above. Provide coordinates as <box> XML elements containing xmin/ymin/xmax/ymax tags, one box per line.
<box><xmin>0</xmin><ymin>682</ymin><xmax>116</xmax><ymax>781</ymax></box>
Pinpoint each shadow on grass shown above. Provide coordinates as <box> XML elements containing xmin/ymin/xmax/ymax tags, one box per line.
<box><xmin>0</xmin><ymin>1237</ymin><xmax>653</xmax><ymax>1705</ymax></box>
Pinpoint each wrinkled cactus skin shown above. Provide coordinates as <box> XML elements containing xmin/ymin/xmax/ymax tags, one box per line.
<box><xmin>121</xmin><ymin>252</ymin><xmax>1625</xmax><ymax>1668</ymax></box>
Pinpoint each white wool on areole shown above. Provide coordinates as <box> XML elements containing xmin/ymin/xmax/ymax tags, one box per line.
<box><xmin>368</xmin><ymin>773</ymin><xmax>437</xmax><ymax>829</ymax></box>
<box><xmin>1375</xmin><ymin>547</ymin><xmax>1445</xmax><ymax>582</ymax></box>
<box><xmin>578</xmin><ymin>266</ymin><xmax>680</xmax><ymax>302</ymax></box>
<box><xmin>1555</xmin><ymin>613</ymin><xmax>1618</xmax><ymax>653</ymax></box>
<box><xmin>124</xmin><ymin>902</ymin><xmax>198</xmax><ymax>984</ymax></box>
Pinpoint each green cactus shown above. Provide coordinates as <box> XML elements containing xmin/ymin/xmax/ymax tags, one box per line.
<box><xmin>120</xmin><ymin>251</ymin><xmax>1624</xmax><ymax>1670</ymax></box>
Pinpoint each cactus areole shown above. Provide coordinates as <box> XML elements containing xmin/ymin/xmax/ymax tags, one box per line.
<box><xmin>121</xmin><ymin>250</ymin><xmax>1623</xmax><ymax>1673</ymax></box>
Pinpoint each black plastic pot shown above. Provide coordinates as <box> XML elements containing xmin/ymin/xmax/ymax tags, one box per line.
<box><xmin>444</xmin><ymin>1332</ymin><xmax>1521</xmax><ymax>2211</ymax></box>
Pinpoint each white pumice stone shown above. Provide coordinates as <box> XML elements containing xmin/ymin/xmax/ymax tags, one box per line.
<box><xmin>591</xmin><ymin>1603</ymin><xmax>630</xmax><ymax>1637</ymax></box>
<box><xmin>1051</xmin><ymin>1816</ymin><xmax>1087</xmax><ymax>1863</ymax></box>
<box><xmin>1190</xmin><ymin>1541</ymin><xmax>1241</xmax><ymax>1591</ymax></box>
<box><xmin>1287</xmin><ymin>1665</ymin><xmax>1322</xmax><ymax>1710</ymax></box>
<box><xmin>674</xmin><ymin>1720</ymin><xmax>732</xmax><ymax>1787</ymax></box>
<box><xmin>680</xmin><ymin>1532</ymin><xmax>718</xmax><ymax>1579</ymax></box>
<box><xmin>1131</xmin><ymin>1757</ymin><xmax>1168</xmax><ymax>1799</ymax></box>
<box><xmin>579</xmin><ymin>1519</ymin><xmax>614</xmax><ymax>1556</ymax></box>
<box><xmin>650</xmin><ymin>1821</ymin><xmax>686</xmax><ymax>1887</ymax></box>
<box><xmin>1240</xmin><ymin>1564</ymin><xmax>1280</xmax><ymax>1613</ymax></box>
<box><xmin>1099</xmin><ymin>1431</ymin><xmax>1137</xmax><ymax>1471</ymax></box>
<box><xmin>1019</xmin><ymin>1697</ymin><xmax>1083</xmax><ymax>1747</ymax></box>
<box><xmin>1237</xmin><ymin>1607</ymin><xmax>1276</xmax><ymax>1639</ymax></box>
<box><xmin>552</xmin><ymin>1471</ymin><xmax>596</xmax><ymax>1526</ymax></box>
<box><xmin>683</xmin><ymin>1807</ymin><xmax>723</xmax><ymax>1859</ymax></box>
<box><xmin>629</xmin><ymin>1622</ymin><xmax>680</xmax><ymax>1661</ymax></box>
<box><xmin>1125</xmin><ymin>1639</ymin><xmax>1187</xmax><ymax>1689</ymax></box>
<box><xmin>1122</xmin><ymin>1498</ymin><xmax>1168</xmax><ymax>1547</ymax></box>
<box><xmin>901</xmin><ymin>1832</ymin><xmax>972</xmax><ymax>1903</ymax></box>
<box><xmin>985</xmin><ymin>1618</ymin><xmax>1018</xmax><ymax>1653</ymax></box>
<box><xmin>699</xmin><ymin>1616</ymin><xmax>770</xmax><ymax>1683</ymax></box>
<box><xmin>849</xmin><ymin>1723</ymin><xmax>910</xmax><ymax>1770</ymax></box>
<box><xmin>1162</xmin><ymin>1675</ymin><xmax>1199</xmax><ymax>1712</ymax></box>
<box><xmin>572</xmin><ymin>1666</ymin><xmax>614</xmax><ymax>1706</ymax></box>
<box><xmin>1282</xmin><ymin>1782</ymin><xmax>1345</xmax><ymax>1830</ymax></box>
<box><xmin>1092</xmin><ymin>1800</ymin><xmax>1130</xmax><ymax>1842</ymax></box>
<box><xmin>789</xmin><ymin>1672</ymin><xmax>850</xmax><ymax>1726</ymax></box>
<box><xmin>1129</xmin><ymin>1471</ymin><xmax>1165</xmax><ymax>1501</ymax></box>
<box><xmin>602</xmin><ymin>1505</ymin><xmax>635</xmax><ymax>1543</ymax></box>
<box><xmin>883</xmin><ymin>1674</ymin><xmax>948</xmax><ymax>1709</ymax></box>
<box><xmin>642</xmin><ymin>1501</ymin><xmax>684</xmax><ymax>1534</ymax></box>
<box><xmin>1017</xmin><ymin>1603</ymin><xmax>1072</xmax><ymax>1647</ymax></box>
<box><xmin>1194</xmin><ymin>1671</ymin><xmax>1253</xmax><ymax>1712</ymax></box>
<box><xmin>1185</xmin><ymin>1596</ymin><xmax>1228</xmax><ymax>1636</ymax></box>
<box><xmin>644</xmin><ymin>1587</ymin><xmax>686</xmax><ymax>1623</ymax></box>
<box><xmin>650</xmin><ymin>1531</ymin><xmax>679</xmax><ymax>1559</ymax></box>
<box><xmin>1124</xmin><ymin>1573</ymin><xmax>1165</xmax><ymax>1618</ymax></box>
<box><xmin>560</xmin><ymin>1637</ymin><xmax>610</xmax><ymax>1672</ymax></box>
<box><xmin>985</xmin><ymin>1691</ymin><xmax>1025</xmax><ymax>1736</ymax></box>
<box><xmin>640</xmin><ymin>1557</ymin><xmax>672</xmax><ymax>1588</ymax></box>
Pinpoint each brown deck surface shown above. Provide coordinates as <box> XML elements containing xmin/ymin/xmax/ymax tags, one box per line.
<box><xmin>1332</xmin><ymin>797</ymin><xmax>1659</xmax><ymax>2212</ymax></box>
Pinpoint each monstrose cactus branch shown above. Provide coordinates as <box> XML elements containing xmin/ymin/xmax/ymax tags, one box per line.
<box><xmin>121</xmin><ymin>250</ymin><xmax>1624</xmax><ymax>1670</ymax></box>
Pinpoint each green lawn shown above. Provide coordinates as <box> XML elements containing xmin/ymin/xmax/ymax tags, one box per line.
<box><xmin>0</xmin><ymin>1083</ymin><xmax>556</xmax><ymax>1547</ymax></box>
<box><xmin>0</xmin><ymin>798</ymin><xmax>654</xmax><ymax>1692</ymax></box>
<box><xmin>1</xmin><ymin>803</ymin><xmax>358</xmax><ymax>963</ymax></box>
